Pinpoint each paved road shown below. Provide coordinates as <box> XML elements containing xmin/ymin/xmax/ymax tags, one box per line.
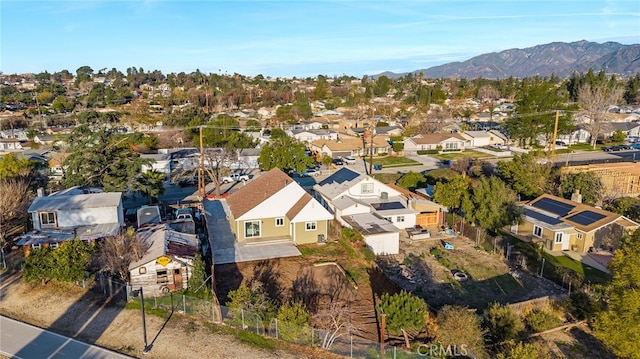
<box><xmin>0</xmin><ymin>315</ymin><xmax>132</xmax><ymax>359</ymax></box>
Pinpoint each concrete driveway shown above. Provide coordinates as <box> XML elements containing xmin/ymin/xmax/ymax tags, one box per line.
<box><xmin>203</xmin><ymin>199</ymin><xmax>301</xmax><ymax>265</ymax></box>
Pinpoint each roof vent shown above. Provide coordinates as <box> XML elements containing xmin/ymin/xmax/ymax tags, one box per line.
<box><xmin>380</xmin><ymin>192</ymin><xmax>388</xmax><ymax>200</ymax></box>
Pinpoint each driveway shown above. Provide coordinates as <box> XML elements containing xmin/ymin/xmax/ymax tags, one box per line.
<box><xmin>203</xmin><ymin>199</ymin><xmax>301</xmax><ymax>265</ymax></box>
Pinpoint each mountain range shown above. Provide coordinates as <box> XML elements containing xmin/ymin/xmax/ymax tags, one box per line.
<box><xmin>377</xmin><ymin>40</ymin><xmax>640</xmax><ymax>79</ymax></box>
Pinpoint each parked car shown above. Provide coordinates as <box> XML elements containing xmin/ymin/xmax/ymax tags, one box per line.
<box><xmin>603</xmin><ymin>146</ymin><xmax>624</xmax><ymax>152</ymax></box>
<box><xmin>300</xmin><ymin>168</ymin><xmax>322</xmax><ymax>177</ymax></box>
<box><xmin>343</xmin><ymin>156</ymin><xmax>357</xmax><ymax>165</ymax></box>
<box><xmin>332</xmin><ymin>157</ymin><xmax>344</xmax><ymax>166</ymax></box>
<box><xmin>555</xmin><ymin>140</ymin><xmax>567</xmax><ymax>146</ymax></box>
<box><xmin>178</xmin><ymin>177</ymin><xmax>197</xmax><ymax>187</ymax></box>
<box><xmin>631</xmin><ymin>143</ymin><xmax>640</xmax><ymax>150</ymax></box>
<box><xmin>221</xmin><ymin>172</ymin><xmax>249</xmax><ymax>184</ymax></box>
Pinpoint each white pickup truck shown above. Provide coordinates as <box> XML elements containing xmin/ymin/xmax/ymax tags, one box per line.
<box><xmin>221</xmin><ymin>173</ymin><xmax>249</xmax><ymax>184</ymax></box>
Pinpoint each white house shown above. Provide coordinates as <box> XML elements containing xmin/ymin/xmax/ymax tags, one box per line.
<box><xmin>313</xmin><ymin>167</ymin><xmax>419</xmax><ymax>255</ymax></box>
<box><xmin>28</xmin><ymin>187</ymin><xmax>124</xmax><ymax>234</ymax></box>
<box><xmin>290</xmin><ymin>129</ymin><xmax>339</xmax><ymax>143</ymax></box>
<box><xmin>17</xmin><ymin>187</ymin><xmax>124</xmax><ymax>256</ymax></box>
<box><xmin>343</xmin><ymin>213</ymin><xmax>400</xmax><ymax>255</ymax></box>
<box><xmin>402</xmin><ymin>133</ymin><xmax>467</xmax><ymax>154</ymax></box>
<box><xmin>461</xmin><ymin>130</ymin><xmax>507</xmax><ymax>148</ymax></box>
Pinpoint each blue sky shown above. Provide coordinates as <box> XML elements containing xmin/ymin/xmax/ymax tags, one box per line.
<box><xmin>2</xmin><ymin>0</ymin><xmax>639</xmax><ymax>78</ymax></box>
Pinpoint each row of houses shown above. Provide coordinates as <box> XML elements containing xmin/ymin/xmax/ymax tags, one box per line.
<box><xmin>13</xmin><ymin>166</ymin><xmax>639</xmax><ymax>297</ymax></box>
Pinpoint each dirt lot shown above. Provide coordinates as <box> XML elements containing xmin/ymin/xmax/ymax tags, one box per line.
<box><xmin>0</xmin><ymin>270</ymin><xmax>335</xmax><ymax>359</ymax></box>
<box><xmin>215</xmin><ymin>254</ymin><xmax>399</xmax><ymax>342</ymax></box>
<box><xmin>379</xmin><ymin>233</ymin><xmax>567</xmax><ymax>312</ymax></box>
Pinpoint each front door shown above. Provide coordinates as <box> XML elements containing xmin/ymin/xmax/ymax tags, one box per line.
<box><xmin>556</xmin><ymin>232</ymin><xmax>569</xmax><ymax>251</ymax></box>
<box><xmin>173</xmin><ymin>269</ymin><xmax>183</xmax><ymax>289</ymax></box>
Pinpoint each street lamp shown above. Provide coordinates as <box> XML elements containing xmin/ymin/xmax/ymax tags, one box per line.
<box><xmin>131</xmin><ymin>287</ymin><xmax>151</xmax><ymax>354</ymax></box>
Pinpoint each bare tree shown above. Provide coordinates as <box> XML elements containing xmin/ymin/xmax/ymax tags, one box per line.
<box><xmin>0</xmin><ymin>178</ymin><xmax>32</xmax><ymax>247</ymax></box>
<box><xmin>313</xmin><ymin>301</ymin><xmax>359</xmax><ymax>349</ymax></box>
<box><xmin>92</xmin><ymin>227</ymin><xmax>149</xmax><ymax>282</ymax></box>
<box><xmin>578</xmin><ymin>83</ymin><xmax>624</xmax><ymax>149</ymax></box>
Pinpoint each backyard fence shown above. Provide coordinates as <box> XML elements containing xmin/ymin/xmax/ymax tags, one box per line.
<box><xmin>129</xmin><ymin>290</ymin><xmax>433</xmax><ymax>359</ymax></box>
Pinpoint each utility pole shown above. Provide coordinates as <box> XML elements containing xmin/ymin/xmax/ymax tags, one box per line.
<box><xmin>380</xmin><ymin>312</ymin><xmax>386</xmax><ymax>355</ymax></box>
<box><xmin>551</xmin><ymin>110</ymin><xmax>559</xmax><ymax>163</ymax></box>
<box><xmin>198</xmin><ymin>126</ymin><xmax>206</xmax><ymax>199</ymax></box>
<box><xmin>369</xmin><ymin>129</ymin><xmax>374</xmax><ymax>175</ymax></box>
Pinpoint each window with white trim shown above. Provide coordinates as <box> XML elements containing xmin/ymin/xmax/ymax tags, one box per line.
<box><xmin>305</xmin><ymin>222</ymin><xmax>317</xmax><ymax>231</ymax></box>
<box><xmin>39</xmin><ymin>212</ymin><xmax>57</xmax><ymax>227</ymax></box>
<box><xmin>533</xmin><ymin>225</ymin><xmax>543</xmax><ymax>238</ymax></box>
<box><xmin>576</xmin><ymin>233</ymin><xmax>583</xmax><ymax>240</ymax></box>
<box><xmin>396</xmin><ymin>216</ymin><xmax>405</xmax><ymax>222</ymax></box>
<box><xmin>49</xmin><ymin>242</ymin><xmax>60</xmax><ymax>249</ymax></box>
<box><xmin>275</xmin><ymin>217</ymin><xmax>284</xmax><ymax>227</ymax></box>
<box><xmin>555</xmin><ymin>232</ymin><xmax>563</xmax><ymax>243</ymax></box>
<box><xmin>361</xmin><ymin>182</ymin><xmax>374</xmax><ymax>194</ymax></box>
<box><xmin>245</xmin><ymin>220</ymin><xmax>261</xmax><ymax>238</ymax></box>
<box><xmin>31</xmin><ymin>243</ymin><xmax>42</xmax><ymax>250</ymax></box>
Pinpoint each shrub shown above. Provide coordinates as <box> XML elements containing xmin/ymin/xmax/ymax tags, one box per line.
<box><xmin>523</xmin><ymin>310</ymin><xmax>562</xmax><ymax>332</ymax></box>
<box><xmin>277</xmin><ymin>300</ymin><xmax>312</xmax><ymax>343</ymax></box>
<box><xmin>567</xmin><ymin>290</ymin><xmax>600</xmax><ymax>320</ymax></box>
<box><xmin>417</xmin><ymin>150</ymin><xmax>439</xmax><ymax>155</ymax></box>
<box><xmin>483</xmin><ymin>302</ymin><xmax>525</xmax><ymax>344</ymax></box>
<box><xmin>430</xmin><ymin>247</ymin><xmax>442</xmax><ymax>256</ymax></box>
<box><xmin>437</xmin><ymin>257</ymin><xmax>451</xmax><ymax>268</ymax></box>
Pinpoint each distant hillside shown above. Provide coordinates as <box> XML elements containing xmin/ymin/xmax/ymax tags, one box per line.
<box><xmin>379</xmin><ymin>40</ymin><xmax>640</xmax><ymax>79</ymax></box>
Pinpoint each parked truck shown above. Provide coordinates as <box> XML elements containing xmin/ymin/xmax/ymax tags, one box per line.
<box><xmin>221</xmin><ymin>172</ymin><xmax>250</xmax><ymax>184</ymax></box>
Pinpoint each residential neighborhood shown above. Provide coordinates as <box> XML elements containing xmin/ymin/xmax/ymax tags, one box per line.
<box><xmin>1</xmin><ymin>64</ymin><xmax>640</xmax><ymax>359</ymax></box>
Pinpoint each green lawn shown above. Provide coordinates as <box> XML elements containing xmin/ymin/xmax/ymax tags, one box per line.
<box><xmin>366</xmin><ymin>156</ymin><xmax>421</xmax><ymax>168</ymax></box>
<box><xmin>432</xmin><ymin>150</ymin><xmax>494</xmax><ymax>160</ymax></box>
<box><xmin>543</xmin><ymin>252</ymin><xmax>611</xmax><ymax>284</ymax></box>
<box><xmin>568</xmin><ymin>143</ymin><xmax>604</xmax><ymax>151</ymax></box>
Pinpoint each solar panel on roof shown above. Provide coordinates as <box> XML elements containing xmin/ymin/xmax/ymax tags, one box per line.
<box><xmin>566</xmin><ymin>210</ymin><xmax>606</xmax><ymax>226</ymax></box>
<box><xmin>318</xmin><ymin>168</ymin><xmax>360</xmax><ymax>185</ymax></box>
<box><xmin>371</xmin><ymin>202</ymin><xmax>405</xmax><ymax>210</ymax></box>
<box><xmin>531</xmin><ymin>197</ymin><xmax>575</xmax><ymax>216</ymax></box>
<box><xmin>524</xmin><ymin>208</ymin><xmax>563</xmax><ymax>225</ymax></box>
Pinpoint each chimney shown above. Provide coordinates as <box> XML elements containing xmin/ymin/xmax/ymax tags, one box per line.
<box><xmin>570</xmin><ymin>189</ymin><xmax>582</xmax><ymax>204</ymax></box>
<box><xmin>37</xmin><ymin>187</ymin><xmax>45</xmax><ymax>197</ymax></box>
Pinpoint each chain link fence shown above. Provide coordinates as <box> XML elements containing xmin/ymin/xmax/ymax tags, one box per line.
<box><xmin>130</xmin><ymin>290</ymin><xmax>433</xmax><ymax>358</ymax></box>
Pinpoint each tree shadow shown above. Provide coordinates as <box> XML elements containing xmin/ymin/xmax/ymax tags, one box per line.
<box><xmin>555</xmin><ymin>326</ymin><xmax>616</xmax><ymax>359</ymax></box>
<box><xmin>12</xmin><ymin>280</ymin><xmax>127</xmax><ymax>358</ymax></box>
<box><xmin>249</xmin><ymin>259</ymin><xmax>284</xmax><ymax>305</ymax></box>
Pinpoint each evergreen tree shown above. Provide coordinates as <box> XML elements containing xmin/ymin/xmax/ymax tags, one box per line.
<box><xmin>377</xmin><ymin>291</ymin><xmax>437</xmax><ymax>348</ymax></box>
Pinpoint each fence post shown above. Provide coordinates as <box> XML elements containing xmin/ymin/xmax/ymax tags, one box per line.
<box><xmin>183</xmin><ymin>295</ymin><xmax>186</xmax><ymax>314</ymax></box>
<box><xmin>394</xmin><ymin>345</ymin><xmax>397</xmax><ymax>359</ymax></box>
<box><xmin>275</xmin><ymin>318</ymin><xmax>278</xmax><ymax>339</ymax></box>
<box><xmin>350</xmin><ymin>332</ymin><xmax>353</xmax><ymax>358</ymax></box>
<box><xmin>241</xmin><ymin>309</ymin><xmax>245</xmax><ymax>329</ymax></box>
<box><xmin>311</xmin><ymin>328</ymin><xmax>314</xmax><ymax>346</ymax></box>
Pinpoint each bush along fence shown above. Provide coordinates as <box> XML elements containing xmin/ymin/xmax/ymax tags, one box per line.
<box><xmin>127</xmin><ymin>289</ymin><xmax>436</xmax><ymax>359</ymax></box>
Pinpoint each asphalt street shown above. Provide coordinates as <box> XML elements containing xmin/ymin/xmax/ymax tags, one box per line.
<box><xmin>0</xmin><ymin>315</ymin><xmax>132</xmax><ymax>359</ymax></box>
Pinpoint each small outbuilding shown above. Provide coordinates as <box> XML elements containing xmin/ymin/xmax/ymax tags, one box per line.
<box><xmin>129</xmin><ymin>225</ymin><xmax>199</xmax><ymax>297</ymax></box>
